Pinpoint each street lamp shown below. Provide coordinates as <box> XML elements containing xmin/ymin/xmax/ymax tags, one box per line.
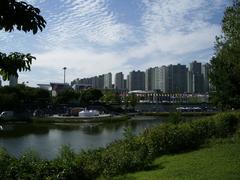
<box><xmin>63</xmin><ymin>67</ymin><xmax>67</xmax><ymax>84</ymax></box>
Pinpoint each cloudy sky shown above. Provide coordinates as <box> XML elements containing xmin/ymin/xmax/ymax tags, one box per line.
<box><xmin>0</xmin><ymin>0</ymin><xmax>229</xmax><ymax>86</ymax></box>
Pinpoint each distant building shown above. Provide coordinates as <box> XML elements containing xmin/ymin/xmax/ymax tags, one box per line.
<box><xmin>9</xmin><ymin>75</ymin><xmax>18</xmax><ymax>87</ymax></box>
<box><xmin>145</xmin><ymin>67</ymin><xmax>157</xmax><ymax>91</ymax></box>
<box><xmin>155</xmin><ymin>66</ymin><xmax>169</xmax><ymax>93</ymax></box>
<box><xmin>0</xmin><ymin>77</ymin><xmax>2</xmax><ymax>87</ymax></box>
<box><xmin>72</xmin><ymin>84</ymin><xmax>92</xmax><ymax>91</ymax></box>
<box><xmin>104</xmin><ymin>73</ymin><xmax>112</xmax><ymax>89</ymax></box>
<box><xmin>97</xmin><ymin>75</ymin><xmax>104</xmax><ymax>89</ymax></box>
<box><xmin>129</xmin><ymin>70</ymin><xmax>145</xmax><ymax>91</ymax></box>
<box><xmin>91</xmin><ymin>76</ymin><xmax>98</xmax><ymax>89</ymax></box>
<box><xmin>123</xmin><ymin>79</ymin><xmax>127</xmax><ymax>90</ymax></box>
<box><xmin>50</xmin><ymin>83</ymin><xmax>70</xmax><ymax>96</ymax></box>
<box><xmin>189</xmin><ymin>61</ymin><xmax>204</xmax><ymax>93</ymax></box>
<box><xmin>202</xmin><ymin>63</ymin><xmax>210</xmax><ymax>93</ymax></box>
<box><xmin>187</xmin><ymin>71</ymin><xmax>194</xmax><ymax>93</ymax></box>
<box><xmin>37</xmin><ymin>84</ymin><xmax>51</xmax><ymax>91</ymax></box>
<box><xmin>126</xmin><ymin>75</ymin><xmax>130</xmax><ymax>90</ymax></box>
<box><xmin>115</xmin><ymin>72</ymin><xmax>124</xmax><ymax>90</ymax></box>
<box><xmin>168</xmin><ymin>64</ymin><xmax>187</xmax><ymax>93</ymax></box>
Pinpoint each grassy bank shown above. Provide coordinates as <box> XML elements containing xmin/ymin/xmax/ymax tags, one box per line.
<box><xmin>114</xmin><ymin>135</ymin><xmax>240</xmax><ymax>180</ymax></box>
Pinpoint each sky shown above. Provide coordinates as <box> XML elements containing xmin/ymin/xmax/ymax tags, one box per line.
<box><xmin>0</xmin><ymin>0</ymin><xmax>229</xmax><ymax>86</ymax></box>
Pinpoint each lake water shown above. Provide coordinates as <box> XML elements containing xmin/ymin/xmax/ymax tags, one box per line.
<box><xmin>0</xmin><ymin>117</ymin><xmax>167</xmax><ymax>159</ymax></box>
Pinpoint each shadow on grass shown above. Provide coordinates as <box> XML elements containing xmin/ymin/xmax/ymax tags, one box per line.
<box><xmin>143</xmin><ymin>163</ymin><xmax>165</xmax><ymax>171</ymax></box>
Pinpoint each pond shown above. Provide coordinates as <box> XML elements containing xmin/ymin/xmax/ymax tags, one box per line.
<box><xmin>0</xmin><ymin>116</ymin><xmax>167</xmax><ymax>159</ymax></box>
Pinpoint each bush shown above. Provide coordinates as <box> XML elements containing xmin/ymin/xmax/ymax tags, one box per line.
<box><xmin>75</xmin><ymin>148</ymin><xmax>103</xmax><ymax>179</ymax></box>
<box><xmin>142</xmin><ymin>112</ymin><xmax>240</xmax><ymax>156</ymax></box>
<box><xmin>101</xmin><ymin>137</ymin><xmax>152</xmax><ymax>177</ymax></box>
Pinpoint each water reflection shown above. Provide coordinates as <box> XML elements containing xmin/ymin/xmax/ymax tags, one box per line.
<box><xmin>0</xmin><ymin>117</ymin><xmax>167</xmax><ymax>159</ymax></box>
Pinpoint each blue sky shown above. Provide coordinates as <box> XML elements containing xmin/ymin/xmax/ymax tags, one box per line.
<box><xmin>0</xmin><ymin>0</ymin><xmax>229</xmax><ymax>86</ymax></box>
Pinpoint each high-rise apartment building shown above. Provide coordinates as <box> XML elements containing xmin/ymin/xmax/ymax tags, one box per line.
<box><xmin>145</xmin><ymin>67</ymin><xmax>156</xmax><ymax>91</ymax></box>
<box><xmin>168</xmin><ymin>64</ymin><xmax>187</xmax><ymax>93</ymax></box>
<box><xmin>129</xmin><ymin>70</ymin><xmax>145</xmax><ymax>91</ymax></box>
<box><xmin>189</xmin><ymin>61</ymin><xmax>204</xmax><ymax>93</ymax></box>
<box><xmin>126</xmin><ymin>75</ymin><xmax>130</xmax><ymax>90</ymax></box>
<box><xmin>104</xmin><ymin>73</ymin><xmax>112</xmax><ymax>89</ymax></box>
<box><xmin>115</xmin><ymin>72</ymin><xmax>124</xmax><ymax>90</ymax></box>
<box><xmin>155</xmin><ymin>66</ymin><xmax>169</xmax><ymax>93</ymax></box>
<box><xmin>202</xmin><ymin>63</ymin><xmax>210</xmax><ymax>93</ymax></box>
<box><xmin>187</xmin><ymin>71</ymin><xmax>194</xmax><ymax>93</ymax></box>
<box><xmin>97</xmin><ymin>75</ymin><xmax>104</xmax><ymax>89</ymax></box>
<box><xmin>123</xmin><ymin>79</ymin><xmax>127</xmax><ymax>90</ymax></box>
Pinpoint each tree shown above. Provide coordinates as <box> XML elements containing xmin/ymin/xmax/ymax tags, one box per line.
<box><xmin>101</xmin><ymin>90</ymin><xmax>121</xmax><ymax>105</ymax></box>
<box><xmin>0</xmin><ymin>85</ymin><xmax>50</xmax><ymax>111</ymax></box>
<box><xmin>209</xmin><ymin>0</ymin><xmax>240</xmax><ymax>109</ymax></box>
<box><xmin>80</xmin><ymin>89</ymin><xmax>103</xmax><ymax>106</ymax></box>
<box><xmin>124</xmin><ymin>94</ymin><xmax>138</xmax><ymax>109</ymax></box>
<box><xmin>0</xmin><ymin>0</ymin><xmax>46</xmax><ymax>80</ymax></box>
<box><xmin>53</xmin><ymin>89</ymin><xmax>79</xmax><ymax>105</ymax></box>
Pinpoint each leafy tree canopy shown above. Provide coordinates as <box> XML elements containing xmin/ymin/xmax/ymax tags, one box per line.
<box><xmin>0</xmin><ymin>0</ymin><xmax>46</xmax><ymax>34</ymax></box>
<box><xmin>209</xmin><ymin>0</ymin><xmax>240</xmax><ymax>109</ymax></box>
<box><xmin>101</xmin><ymin>90</ymin><xmax>121</xmax><ymax>105</ymax></box>
<box><xmin>0</xmin><ymin>0</ymin><xmax>46</xmax><ymax>80</ymax></box>
<box><xmin>80</xmin><ymin>89</ymin><xmax>103</xmax><ymax>106</ymax></box>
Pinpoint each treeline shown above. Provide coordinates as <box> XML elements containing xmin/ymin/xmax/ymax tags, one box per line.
<box><xmin>0</xmin><ymin>85</ymin><xmax>138</xmax><ymax>114</ymax></box>
<box><xmin>0</xmin><ymin>112</ymin><xmax>239</xmax><ymax>179</ymax></box>
<box><xmin>0</xmin><ymin>85</ymin><xmax>50</xmax><ymax>112</ymax></box>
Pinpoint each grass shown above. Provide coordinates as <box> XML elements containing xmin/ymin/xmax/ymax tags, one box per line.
<box><xmin>113</xmin><ymin>134</ymin><xmax>240</xmax><ymax>180</ymax></box>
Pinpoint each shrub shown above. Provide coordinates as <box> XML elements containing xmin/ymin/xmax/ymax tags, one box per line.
<box><xmin>142</xmin><ymin>112</ymin><xmax>240</xmax><ymax>156</ymax></box>
<box><xmin>0</xmin><ymin>148</ymin><xmax>14</xmax><ymax>179</ymax></box>
<box><xmin>101</xmin><ymin>137</ymin><xmax>152</xmax><ymax>177</ymax></box>
<box><xmin>75</xmin><ymin>148</ymin><xmax>104</xmax><ymax>179</ymax></box>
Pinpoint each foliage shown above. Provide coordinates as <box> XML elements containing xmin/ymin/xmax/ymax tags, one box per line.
<box><xmin>124</xmin><ymin>94</ymin><xmax>138</xmax><ymax>109</ymax></box>
<box><xmin>0</xmin><ymin>0</ymin><xmax>46</xmax><ymax>33</ymax></box>
<box><xmin>53</xmin><ymin>89</ymin><xmax>80</xmax><ymax>105</ymax></box>
<box><xmin>0</xmin><ymin>85</ymin><xmax>50</xmax><ymax>111</ymax></box>
<box><xmin>168</xmin><ymin>112</ymin><xmax>183</xmax><ymax>124</ymax></box>
<box><xmin>0</xmin><ymin>0</ymin><xmax>46</xmax><ymax>79</ymax></box>
<box><xmin>142</xmin><ymin>112</ymin><xmax>239</xmax><ymax>157</ymax></box>
<box><xmin>0</xmin><ymin>52</ymin><xmax>36</xmax><ymax>80</ymax></box>
<box><xmin>101</xmin><ymin>90</ymin><xmax>121</xmax><ymax>105</ymax></box>
<box><xmin>209</xmin><ymin>0</ymin><xmax>240</xmax><ymax>109</ymax></box>
<box><xmin>80</xmin><ymin>89</ymin><xmax>103</xmax><ymax>106</ymax></box>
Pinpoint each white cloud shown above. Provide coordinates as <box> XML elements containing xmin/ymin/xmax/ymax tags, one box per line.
<box><xmin>1</xmin><ymin>0</ymin><xmax>229</xmax><ymax>86</ymax></box>
<box><xmin>38</xmin><ymin>0</ymin><xmax>132</xmax><ymax>48</ymax></box>
<box><xmin>123</xmin><ymin>0</ymin><xmax>226</xmax><ymax>63</ymax></box>
<box><xmin>18</xmin><ymin>48</ymin><xmax>132</xmax><ymax>86</ymax></box>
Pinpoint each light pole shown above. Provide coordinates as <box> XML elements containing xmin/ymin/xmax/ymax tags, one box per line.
<box><xmin>63</xmin><ymin>67</ymin><xmax>67</xmax><ymax>84</ymax></box>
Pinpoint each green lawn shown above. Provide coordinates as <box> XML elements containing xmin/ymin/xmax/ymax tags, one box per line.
<box><xmin>113</xmin><ymin>136</ymin><xmax>240</xmax><ymax>180</ymax></box>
